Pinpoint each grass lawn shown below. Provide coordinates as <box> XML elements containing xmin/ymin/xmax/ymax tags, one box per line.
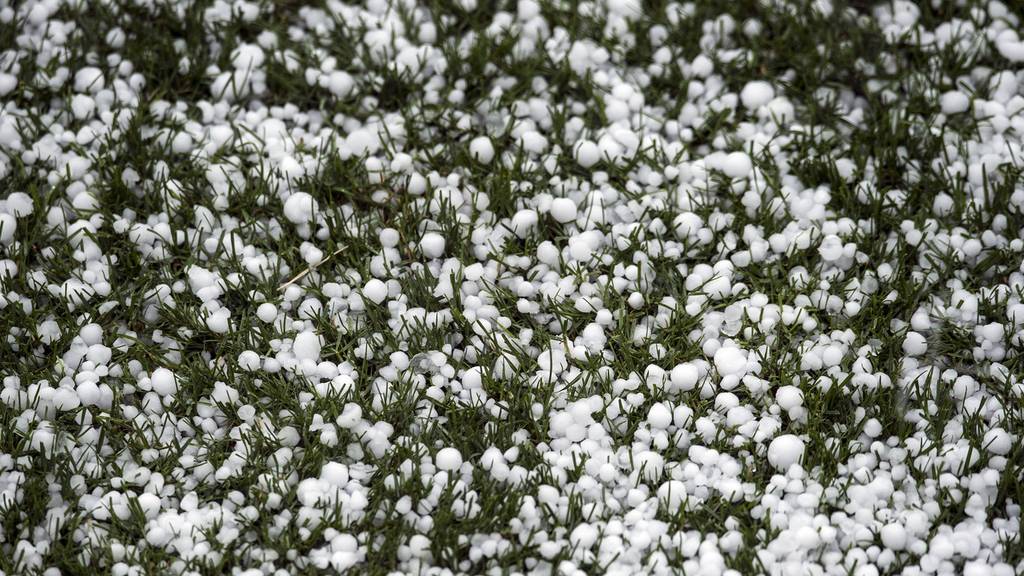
<box><xmin>0</xmin><ymin>0</ymin><xmax>1022</xmax><ymax>574</ymax></box>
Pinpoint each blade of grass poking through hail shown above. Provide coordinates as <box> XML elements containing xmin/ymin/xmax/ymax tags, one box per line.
<box><xmin>0</xmin><ymin>0</ymin><xmax>1021</xmax><ymax>575</ymax></box>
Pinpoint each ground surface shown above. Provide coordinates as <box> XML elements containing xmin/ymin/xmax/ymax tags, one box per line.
<box><xmin>0</xmin><ymin>0</ymin><xmax>1023</xmax><ymax>575</ymax></box>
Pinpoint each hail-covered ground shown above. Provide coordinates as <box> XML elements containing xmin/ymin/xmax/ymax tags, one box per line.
<box><xmin>1</xmin><ymin>0</ymin><xmax>1024</xmax><ymax>574</ymax></box>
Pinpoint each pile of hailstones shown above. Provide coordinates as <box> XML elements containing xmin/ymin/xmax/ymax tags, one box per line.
<box><xmin>0</xmin><ymin>0</ymin><xmax>1023</xmax><ymax>575</ymax></box>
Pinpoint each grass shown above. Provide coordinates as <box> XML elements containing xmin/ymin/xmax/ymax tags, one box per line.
<box><xmin>0</xmin><ymin>0</ymin><xmax>1022</xmax><ymax>574</ymax></box>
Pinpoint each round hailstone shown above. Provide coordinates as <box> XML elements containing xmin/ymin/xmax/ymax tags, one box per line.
<box><xmin>721</xmin><ymin>151</ymin><xmax>753</xmax><ymax>178</ymax></box>
<box><xmin>435</xmin><ymin>447</ymin><xmax>463</xmax><ymax>471</ymax></box>
<box><xmin>6</xmin><ymin>192</ymin><xmax>34</xmax><ymax>217</ymax></box>
<box><xmin>740</xmin><ymin>80</ymin><xmax>775</xmax><ymax>110</ymax></box>
<box><xmin>256</xmin><ymin>303</ymin><xmax>277</xmax><ymax>323</ymax></box>
<box><xmin>0</xmin><ymin>73</ymin><xmax>16</xmax><ymax>96</ymax></box>
<box><xmin>726</xmin><ymin>406</ymin><xmax>754</xmax><ymax>428</ymax></box>
<box><xmin>237</xmin><ymin>350</ymin><xmax>261</xmax><ymax>372</ymax></box>
<box><xmin>775</xmin><ymin>385</ymin><xmax>804</xmax><ymax>410</ymax></box>
<box><xmin>283</xmin><ymin>192</ymin><xmax>319</xmax><ymax>224</ymax></box>
<box><xmin>469</xmin><ymin>136</ymin><xmax>495</xmax><ymax>164</ymax></box>
<box><xmin>77</xmin><ymin>381</ymin><xmax>101</xmax><ymax>406</ymax></box>
<box><xmin>321</xmin><ymin>462</ymin><xmax>350</xmax><ymax>486</ymax></box>
<box><xmin>363</xmin><ymin>278</ymin><xmax>388</xmax><ymax>304</ymax></box>
<box><xmin>510</xmin><ymin>209</ymin><xmax>539</xmax><ymax>238</ymax></box>
<box><xmin>633</xmin><ymin>450</ymin><xmax>665</xmax><ymax>482</ymax></box>
<box><xmin>550</xmin><ymin>198</ymin><xmax>577</xmax><ymax>224</ymax></box>
<box><xmin>379</xmin><ymin>227</ymin><xmax>400</xmax><ymax>247</ymax></box>
<box><xmin>939</xmin><ymin>91</ymin><xmax>969</xmax><ymax>115</ymax></box>
<box><xmin>714</xmin><ymin>347</ymin><xmax>747</xmax><ymax>376</ymax></box>
<box><xmin>647</xmin><ymin>403</ymin><xmax>673</xmax><ymax>430</ymax></box>
<box><xmin>346</xmin><ymin>128</ymin><xmax>380</xmax><ymax>156</ymax></box>
<box><xmin>902</xmin><ymin>331</ymin><xmax>928</xmax><ymax>356</ymax></box>
<box><xmin>575</xmin><ymin>140</ymin><xmax>601</xmax><ymax>168</ymax></box>
<box><xmin>74</xmin><ymin>67</ymin><xmax>105</xmax><ymax>93</ymax></box>
<box><xmin>657</xmin><ymin>480</ymin><xmax>688</xmax><ymax>510</ymax></box>
<box><xmin>767</xmin><ymin>434</ymin><xmax>805</xmax><ymax>471</ymax></box>
<box><xmin>293</xmin><ymin>331</ymin><xmax>323</xmax><ymax>361</ymax></box>
<box><xmin>420</xmin><ymin>232</ymin><xmax>446</xmax><ymax>258</ymax></box>
<box><xmin>983</xmin><ymin>427</ymin><xmax>1012</xmax><ymax>455</ymax></box>
<box><xmin>670</xmin><ymin>363</ymin><xmax>699</xmax><ymax>391</ymax></box>
<box><xmin>327</xmin><ymin>71</ymin><xmax>354</xmax><ymax>98</ymax></box>
<box><xmin>673</xmin><ymin>212</ymin><xmax>703</xmax><ymax>238</ymax></box>
<box><xmin>136</xmin><ymin>493</ymin><xmax>162</xmax><ymax>519</ymax></box>
<box><xmin>230</xmin><ymin>43</ymin><xmax>265</xmax><ymax>70</ymax></box>
<box><xmin>879</xmin><ymin>523</ymin><xmax>907</xmax><ymax>551</ymax></box>
<box><xmin>0</xmin><ymin>214</ymin><xmax>16</xmax><ymax>245</ymax></box>
<box><xmin>150</xmin><ymin>368</ymin><xmax>179</xmax><ymax>396</ymax></box>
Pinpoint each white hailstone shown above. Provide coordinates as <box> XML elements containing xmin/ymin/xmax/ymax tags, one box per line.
<box><xmin>82</xmin><ymin>324</ymin><xmax>104</xmax><ymax>343</ymax></box>
<box><xmin>256</xmin><ymin>303</ymin><xmax>277</xmax><ymax>323</ymax></box>
<box><xmin>740</xmin><ymin>80</ymin><xmax>775</xmax><ymax>110</ymax></box>
<box><xmin>171</xmin><ymin>132</ymin><xmax>193</xmax><ymax>154</ymax></box>
<box><xmin>469</xmin><ymin>136</ymin><xmax>495</xmax><ymax>163</ymax></box>
<box><xmin>633</xmin><ymin>450</ymin><xmax>665</xmax><ymax>482</ymax></box>
<box><xmin>211</xmin><ymin>70</ymin><xmax>251</xmax><ymax>101</ymax></box>
<box><xmin>136</xmin><ymin>493</ymin><xmax>161</xmax><ymax>519</ymax></box>
<box><xmin>570</xmin><ymin>523</ymin><xmax>599</xmax><ymax>549</ymax></box>
<box><xmin>77</xmin><ymin>381</ymin><xmax>101</xmax><ymax>406</ymax></box>
<box><xmin>493</xmin><ymin>351</ymin><xmax>521</xmax><ymax>380</ymax></box>
<box><xmin>408</xmin><ymin>535</ymin><xmax>431</xmax><ymax>558</ymax></box>
<box><xmin>293</xmin><ymin>331</ymin><xmax>323</xmax><ymax>361</ymax></box>
<box><xmin>52</xmin><ymin>388</ymin><xmax>80</xmax><ymax>411</ymax></box>
<box><xmin>818</xmin><ymin>234</ymin><xmax>844</xmax><ymax>262</ymax></box>
<box><xmin>933</xmin><ymin>193</ymin><xmax>954</xmax><ymax>216</ymax></box>
<box><xmin>363</xmin><ymin>278</ymin><xmax>388</xmax><ymax>304</ymax></box>
<box><xmin>74</xmin><ymin>67</ymin><xmax>104</xmax><ymax>93</ymax></box>
<box><xmin>647</xmin><ymin>403</ymin><xmax>673</xmax><ymax>430</ymax></box>
<box><xmin>673</xmin><ymin>212</ymin><xmax>703</xmax><ymax>238</ymax></box>
<box><xmin>775</xmin><ymin>386</ymin><xmax>803</xmax><ymax>410</ymax></box>
<box><xmin>983</xmin><ymin>427</ymin><xmax>1012</xmax><ymax>455</ymax></box>
<box><xmin>549</xmin><ymin>198</ymin><xmax>577</xmax><ymax>224</ymax></box>
<box><xmin>231</xmin><ymin>43</ymin><xmax>265</xmax><ymax>70</ymax></box>
<box><xmin>302</xmin><ymin>244</ymin><xmax>324</xmax><ymax>265</ymax></box>
<box><xmin>327</xmin><ymin>71</ymin><xmax>354</xmax><ymax>98</ymax></box>
<box><xmin>670</xmin><ymin>363</ymin><xmax>699</xmax><ymax>391</ymax></box>
<box><xmin>0</xmin><ymin>73</ymin><xmax>16</xmax><ymax>96</ymax></box>
<box><xmin>0</xmin><ymin>214</ymin><xmax>15</xmax><ymax>244</ymax></box>
<box><xmin>0</xmin><ymin>260</ymin><xmax>15</xmax><ymax>279</ymax></box>
<box><xmin>714</xmin><ymin>347</ymin><xmax>747</xmax><ymax>376</ymax></box>
<box><xmin>767</xmin><ymin>434</ymin><xmax>804</xmax><ymax>471</ymax></box>
<box><xmin>902</xmin><ymin>331</ymin><xmax>927</xmax><ymax>356</ymax></box>
<box><xmin>379</xmin><ymin>227</ymin><xmax>400</xmax><ymax>247</ymax></box>
<box><xmin>347</xmin><ymin>127</ymin><xmax>383</xmax><ymax>156</ymax></box>
<box><xmin>722</xmin><ymin>151</ymin><xmax>753</xmax><ymax>178</ymax></box>
<box><xmin>657</xmin><ymin>480</ymin><xmax>688</xmax><ymax>510</ymax></box>
<box><xmin>726</xmin><ymin>406</ymin><xmax>754</xmax><ymax>428</ymax></box>
<box><xmin>510</xmin><ymin>209</ymin><xmax>539</xmax><ymax>238</ymax></box>
<box><xmin>70</xmin><ymin>94</ymin><xmax>95</xmax><ymax>120</ymax></box>
<box><xmin>150</xmin><ymin>368</ymin><xmax>179</xmax><ymax>397</ymax></box>
<box><xmin>879</xmin><ymin>523</ymin><xmax>907</xmax><ymax>551</ymax></box>
<box><xmin>283</xmin><ymin>192</ymin><xmax>319</xmax><ymax>224</ymax></box>
<box><xmin>627</xmin><ymin>292</ymin><xmax>644</xmax><ymax>309</ymax></box>
<box><xmin>336</xmin><ymin>403</ymin><xmax>363</xmax><ymax>429</ymax></box>
<box><xmin>321</xmin><ymin>462</ymin><xmax>349</xmax><ymax>486</ymax></box>
<box><xmin>206</xmin><ymin>308</ymin><xmax>230</xmax><ymax>333</ymax></box>
<box><xmin>238</xmin><ymin>350</ymin><xmax>260</xmax><ymax>372</ymax></box>
<box><xmin>978</xmin><ymin>322</ymin><xmax>1004</xmax><ymax>343</ymax></box>
<box><xmin>435</xmin><ymin>447</ymin><xmax>463</xmax><ymax>471</ymax></box>
<box><xmin>574</xmin><ymin>140</ymin><xmax>601</xmax><ymax>168</ymax></box>
<box><xmin>940</xmin><ymin>91</ymin><xmax>969</xmax><ymax>115</ymax></box>
<box><xmin>538</xmin><ymin>348</ymin><xmax>568</xmax><ymax>375</ymax></box>
<box><xmin>5</xmin><ymin>192</ymin><xmax>33</xmax><ymax>217</ymax></box>
<box><xmin>996</xmin><ymin>30</ymin><xmax>1024</xmax><ymax>62</ymax></box>
<box><xmin>420</xmin><ymin>232</ymin><xmax>446</xmax><ymax>258</ymax></box>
